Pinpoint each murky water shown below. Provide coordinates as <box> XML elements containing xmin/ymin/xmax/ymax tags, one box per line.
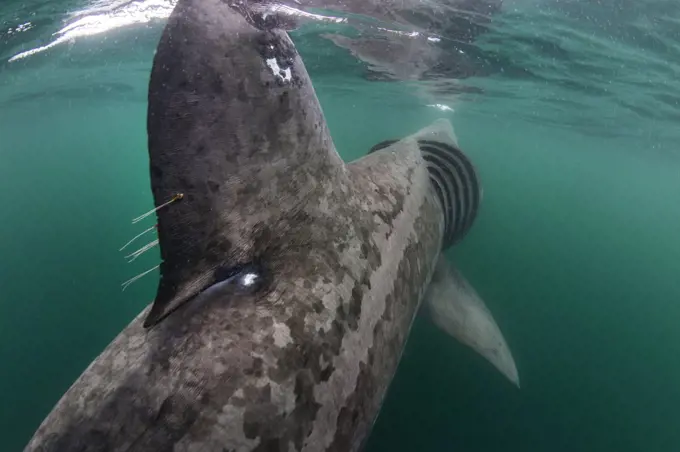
<box><xmin>2</xmin><ymin>0</ymin><xmax>680</xmax><ymax>450</ymax></box>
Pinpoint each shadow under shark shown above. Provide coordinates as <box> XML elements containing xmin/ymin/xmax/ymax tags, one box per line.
<box><xmin>24</xmin><ymin>1</ymin><xmax>518</xmax><ymax>451</ymax></box>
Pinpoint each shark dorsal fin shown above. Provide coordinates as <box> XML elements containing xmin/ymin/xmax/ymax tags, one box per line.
<box><xmin>143</xmin><ymin>0</ymin><xmax>347</xmax><ymax>327</ymax></box>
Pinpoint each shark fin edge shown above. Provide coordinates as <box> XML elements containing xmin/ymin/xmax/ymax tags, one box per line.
<box><xmin>424</xmin><ymin>256</ymin><xmax>520</xmax><ymax>388</ymax></box>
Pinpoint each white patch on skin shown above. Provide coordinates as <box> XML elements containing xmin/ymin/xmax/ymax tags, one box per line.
<box><xmin>273</xmin><ymin>320</ymin><xmax>293</xmax><ymax>348</ymax></box>
<box><xmin>266</xmin><ymin>58</ymin><xmax>292</xmax><ymax>83</ymax></box>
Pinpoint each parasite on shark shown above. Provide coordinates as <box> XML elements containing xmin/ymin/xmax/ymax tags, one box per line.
<box><xmin>25</xmin><ymin>1</ymin><xmax>519</xmax><ymax>451</ymax></box>
<box><xmin>119</xmin><ymin>193</ymin><xmax>185</xmax><ymax>289</ymax></box>
<box><xmin>119</xmin><ymin>224</ymin><xmax>158</xmax><ymax>252</ymax></box>
<box><xmin>131</xmin><ymin>192</ymin><xmax>184</xmax><ymax>224</ymax></box>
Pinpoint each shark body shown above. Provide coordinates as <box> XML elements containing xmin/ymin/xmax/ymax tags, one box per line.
<box><xmin>24</xmin><ymin>1</ymin><xmax>517</xmax><ymax>451</ymax></box>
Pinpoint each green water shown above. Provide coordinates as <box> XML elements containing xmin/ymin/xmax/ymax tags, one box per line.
<box><xmin>2</xmin><ymin>0</ymin><xmax>680</xmax><ymax>451</ymax></box>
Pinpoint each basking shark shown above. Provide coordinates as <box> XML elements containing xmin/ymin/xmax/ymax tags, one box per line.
<box><xmin>24</xmin><ymin>1</ymin><xmax>517</xmax><ymax>451</ymax></box>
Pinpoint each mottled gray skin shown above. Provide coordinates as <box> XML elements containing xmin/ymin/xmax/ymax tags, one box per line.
<box><xmin>24</xmin><ymin>1</ymin><xmax>452</xmax><ymax>452</ymax></box>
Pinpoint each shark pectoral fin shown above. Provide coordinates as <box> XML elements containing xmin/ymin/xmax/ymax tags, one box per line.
<box><xmin>425</xmin><ymin>256</ymin><xmax>520</xmax><ymax>387</ymax></box>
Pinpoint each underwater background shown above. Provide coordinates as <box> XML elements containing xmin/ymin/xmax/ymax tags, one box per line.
<box><xmin>1</xmin><ymin>0</ymin><xmax>680</xmax><ymax>450</ymax></box>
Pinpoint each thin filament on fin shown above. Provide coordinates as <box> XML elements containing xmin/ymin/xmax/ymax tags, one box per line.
<box><xmin>121</xmin><ymin>265</ymin><xmax>160</xmax><ymax>291</ymax></box>
<box><xmin>119</xmin><ymin>224</ymin><xmax>157</xmax><ymax>251</ymax></box>
<box><xmin>125</xmin><ymin>239</ymin><xmax>159</xmax><ymax>263</ymax></box>
<box><xmin>131</xmin><ymin>193</ymin><xmax>183</xmax><ymax>224</ymax></box>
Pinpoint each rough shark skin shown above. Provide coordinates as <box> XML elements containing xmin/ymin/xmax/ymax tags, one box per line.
<box><xmin>23</xmin><ymin>1</ymin><xmax>512</xmax><ymax>451</ymax></box>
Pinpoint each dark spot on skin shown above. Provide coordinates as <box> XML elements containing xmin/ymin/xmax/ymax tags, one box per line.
<box><xmin>404</xmin><ymin>168</ymin><xmax>416</xmax><ymax>195</ymax></box>
<box><xmin>360</xmin><ymin>242</ymin><xmax>369</xmax><ymax>259</ymax></box>
<box><xmin>268</xmin><ymin>313</ymin><xmax>309</xmax><ymax>384</ymax></box>
<box><xmin>343</xmin><ymin>270</ymin><xmax>372</xmax><ymax>331</ymax></box>
<box><xmin>230</xmin><ymin>395</ymin><xmax>247</xmax><ymax>408</ymax></box>
<box><xmin>147</xmin><ymin>344</ymin><xmax>172</xmax><ymax>376</ymax></box>
<box><xmin>330</xmin><ymin>407</ymin><xmax>352</xmax><ymax>452</ymax></box>
<box><xmin>320</xmin><ymin>365</ymin><xmax>333</xmax><ymax>382</ymax></box>
<box><xmin>254</xmin><ymin>439</ymin><xmax>281</xmax><ymax>452</ymax></box>
<box><xmin>327</xmin><ymin>362</ymin><xmax>375</xmax><ymax>452</ymax></box>
<box><xmin>121</xmin><ymin>392</ymin><xmax>200</xmax><ymax>448</ymax></box>
<box><xmin>367</xmin><ymin>344</ymin><xmax>376</xmax><ymax>366</ymax></box>
<box><xmin>250</xmin><ymin>129</ymin><xmax>265</xmax><ymax>149</ymax></box>
<box><xmin>290</xmin><ymin>370</ymin><xmax>321</xmax><ymax>450</ymax></box>
<box><xmin>384</xmin><ymin>292</ymin><xmax>394</xmax><ymax>321</ymax></box>
<box><xmin>237</xmin><ymin>79</ymin><xmax>248</xmax><ymax>102</ymax></box>
<box><xmin>245</xmin><ymin>357</ymin><xmax>264</xmax><ymax>378</ymax></box>
<box><xmin>243</xmin><ymin>420</ymin><xmax>259</xmax><ymax>440</ymax></box>
<box><xmin>294</xmin><ymin>371</ymin><xmax>310</xmax><ymax>402</ymax></box>
<box><xmin>286</xmin><ymin>313</ymin><xmax>305</xmax><ymax>342</ymax></box>
<box><xmin>208</xmin><ymin>181</ymin><xmax>219</xmax><ymax>193</ymax></box>
<box><xmin>348</xmin><ymin>284</ymin><xmax>363</xmax><ymax>331</ymax></box>
<box><xmin>335</xmin><ymin>303</ymin><xmax>347</xmax><ymax>323</ymax></box>
<box><xmin>251</xmin><ymin>225</ymin><xmax>275</xmax><ymax>252</ymax></box>
<box><xmin>312</xmin><ymin>300</ymin><xmax>323</xmax><ymax>314</ymax></box>
<box><xmin>243</xmin><ymin>384</ymin><xmax>272</xmax><ymax>406</ymax></box>
<box><xmin>212</xmin><ymin>73</ymin><xmax>224</xmax><ymax>94</ymax></box>
<box><xmin>328</xmin><ymin>319</ymin><xmax>344</xmax><ymax>353</ymax></box>
<box><xmin>362</xmin><ymin>234</ymin><xmax>383</xmax><ymax>270</ymax></box>
<box><xmin>196</xmin><ymin>143</ymin><xmax>207</xmax><ymax>156</ymax></box>
<box><xmin>276</xmin><ymin>91</ymin><xmax>293</xmax><ymax>122</ymax></box>
<box><xmin>242</xmin><ymin>385</ymin><xmax>279</xmax><ymax>442</ymax></box>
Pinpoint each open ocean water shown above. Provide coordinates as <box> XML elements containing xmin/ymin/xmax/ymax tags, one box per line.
<box><xmin>1</xmin><ymin>0</ymin><xmax>680</xmax><ymax>451</ymax></box>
